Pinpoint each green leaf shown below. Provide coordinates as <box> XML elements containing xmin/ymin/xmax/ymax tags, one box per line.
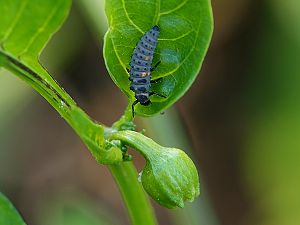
<box><xmin>0</xmin><ymin>192</ymin><xmax>27</xmax><ymax>225</ymax></box>
<box><xmin>0</xmin><ymin>0</ymin><xmax>73</xmax><ymax>112</ymax></box>
<box><xmin>0</xmin><ymin>0</ymin><xmax>71</xmax><ymax>61</ymax></box>
<box><xmin>0</xmin><ymin>0</ymin><xmax>123</xmax><ymax>166</ymax></box>
<box><xmin>104</xmin><ymin>0</ymin><xmax>213</xmax><ymax>116</ymax></box>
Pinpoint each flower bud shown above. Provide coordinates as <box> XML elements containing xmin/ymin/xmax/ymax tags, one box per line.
<box><xmin>108</xmin><ymin>130</ymin><xmax>200</xmax><ymax>208</ymax></box>
<box><xmin>140</xmin><ymin>147</ymin><xmax>200</xmax><ymax>208</ymax></box>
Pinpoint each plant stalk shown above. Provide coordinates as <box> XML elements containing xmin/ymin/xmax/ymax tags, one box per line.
<box><xmin>109</xmin><ymin>162</ymin><xmax>157</xmax><ymax>225</ymax></box>
<box><xmin>1</xmin><ymin>51</ymin><xmax>158</xmax><ymax>225</ymax></box>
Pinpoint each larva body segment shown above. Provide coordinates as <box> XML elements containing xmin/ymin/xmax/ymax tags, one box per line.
<box><xmin>128</xmin><ymin>25</ymin><xmax>162</xmax><ymax>117</ymax></box>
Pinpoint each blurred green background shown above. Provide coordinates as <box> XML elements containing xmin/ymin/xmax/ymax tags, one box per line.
<box><xmin>1</xmin><ymin>0</ymin><xmax>300</xmax><ymax>225</ymax></box>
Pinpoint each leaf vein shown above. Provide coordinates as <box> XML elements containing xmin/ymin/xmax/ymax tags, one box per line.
<box><xmin>159</xmin><ymin>0</ymin><xmax>188</xmax><ymax>16</ymax></box>
<box><xmin>121</xmin><ymin>0</ymin><xmax>144</xmax><ymax>34</ymax></box>
<box><xmin>162</xmin><ymin>17</ymin><xmax>202</xmax><ymax>77</ymax></box>
<box><xmin>154</xmin><ymin>0</ymin><xmax>161</xmax><ymax>24</ymax></box>
<box><xmin>18</xmin><ymin>2</ymin><xmax>62</xmax><ymax>57</ymax></box>
<box><xmin>110</xmin><ymin>31</ymin><xmax>128</xmax><ymax>73</ymax></box>
<box><xmin>158</xmin><ymin>29</ymin><xmax>193</xmax><ymax>41</ymax></box>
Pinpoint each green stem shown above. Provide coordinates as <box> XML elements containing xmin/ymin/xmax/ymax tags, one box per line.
<box><xmin>108</xmin><ymin>130</ymin><xmax>161</xmax><ymax>160</ymax></box>
<box><xmin>1</xmin><ymin>52</ymin><xmax>105</xmax><ymax>153</ymax></box>
<box><xmin>112</xmin><ymin>103</ymin><xmax>135</xmax><ymax>131</ymax></box>
<box><xmin>109</xmin><ymin>162</ymin><xmax>157</xmax><ymax>225</ymax></box>
<box><xmin>1</xmin><ymin>51</ymin><xmax>76</xmax><ymax>125</ymax></box>
<box><xmin>1</xmin><ymin>51</ymin><xmax>158</xmax><ymax>225</ymax></box>
<box><xmin>109</xmin><ymin>107</ymin><xmax>158</xmax><ymax>225</ymax></box>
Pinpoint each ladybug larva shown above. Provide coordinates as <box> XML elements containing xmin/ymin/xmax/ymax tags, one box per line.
<box><xmin>127</xmin><ymin>25</ymin><xmax>166</xmax><ymax>117</ymax></box>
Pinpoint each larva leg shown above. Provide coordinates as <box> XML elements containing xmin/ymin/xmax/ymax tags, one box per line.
<box><xmin>149</xmin><ymin>91</ymin><xmax>166</xmax><ymax>98</ymax></box>
<box><xmin>131</xmin><ymin>100</ymin><xmax>139</xmax><ymax>118</ymax></box>
<box><xmin>150</xmin><ymin>77</ymin><xmax>163</xmax><ymax>84</ymax></box>
<box><xmin>151</xmin><ymin>61</ymin><xmax>161</xmax><ymax>72</ymax></box>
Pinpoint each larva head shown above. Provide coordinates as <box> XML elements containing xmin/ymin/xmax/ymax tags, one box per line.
<box><xmin>136</xmin><ymin>93</ymin><xmax>151</xmax><ymax>106</ymax></box>
<box><xmin>148</xmin><ymin>25</ymin><xmax>160</xmax><ymax>38</ymax></box>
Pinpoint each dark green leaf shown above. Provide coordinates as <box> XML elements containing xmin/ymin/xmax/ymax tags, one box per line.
<box><xmin>0</xmin><ymin>192</ymin><xmax>27</xmax><ymax>225</ymax></box>
<box><xmin>104</xmin><ymin>0</ymin><xmax>213</xmax><ymax>116</ymax></box>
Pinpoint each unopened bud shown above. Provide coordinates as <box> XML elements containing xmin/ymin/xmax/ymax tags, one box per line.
<box><xmin>109</xmin><ymin>130</ymin><xmax>200</xmax><ymax>208</ymax></box>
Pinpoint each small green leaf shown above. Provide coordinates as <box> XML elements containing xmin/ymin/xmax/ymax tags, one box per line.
<box><xmin>104</xmin><ymin>0</ymin><xmax>213</xmax><ymax>116</ymax></box>
<box><xmin>0</xmin><ymin>192</ymin><xmax>27</xmax><ymax>225</ymax></box>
